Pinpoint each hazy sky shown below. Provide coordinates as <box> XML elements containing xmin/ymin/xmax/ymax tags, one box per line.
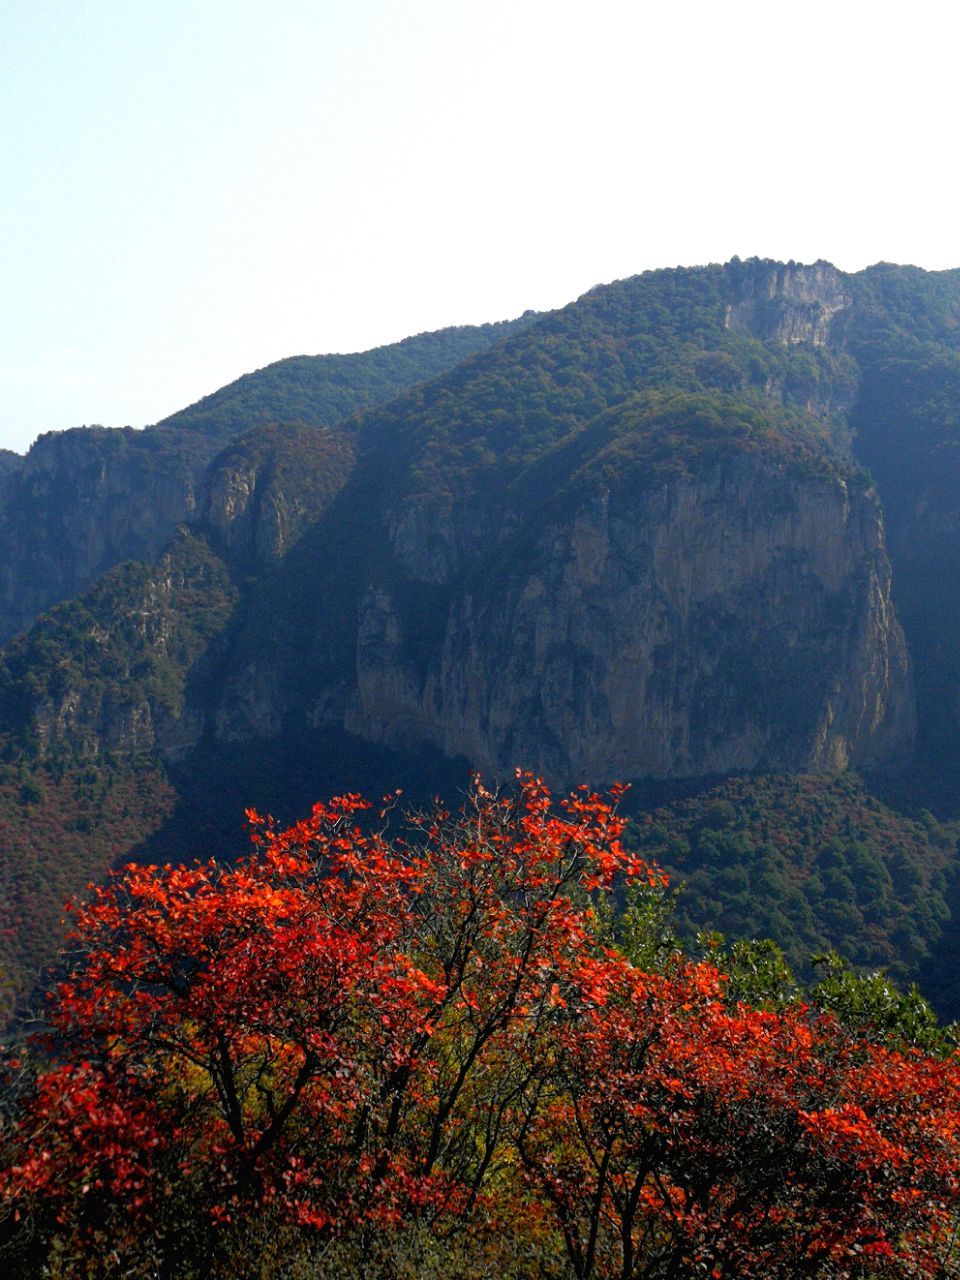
<box><xmin>1</xmin><ymin>0</ymin><xmax>956</xmax><ymax>454</ymax></box>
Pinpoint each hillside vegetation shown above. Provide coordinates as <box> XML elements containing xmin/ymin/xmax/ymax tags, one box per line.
<box><xmin>2</xmin><ymin>259</ymin><xmax>960</xmax><ymax>1022</ymax></box>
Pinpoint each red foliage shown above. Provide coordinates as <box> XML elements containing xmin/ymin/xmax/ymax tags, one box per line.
<box><xmin>518</xmin><ymin>954</ymin><xmax>960</xmax><ymax>1277</ymax></box>
<box><xmin>2</xmin><ymin>775</ymin><xmax>959</xmax><ymax>1278</ymax></box>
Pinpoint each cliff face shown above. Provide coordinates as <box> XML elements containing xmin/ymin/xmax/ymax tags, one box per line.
<box><xmin>201</xmin><ymin>423</ymin><xmax>355</xmax><ymax>565</ymax></box>
<box><xmin>0</xmin><ymin>427</ymin><xmax>213</xmax><ymax>642</ymax></box>
<box><xmin>0</xmin><ymin>319</ymin><xmax>531</xmax><ymax>645</ymax></box>
<box><xmin>725</xmin><ymin>260</ymin><xmax>853</xmax><ymax>347</ymax></box>
<box><xmin>179</xmin><ymin>257</ymin><xmax>917</xmax><ymax>786</ymax></box>
<box><xmin>343</xmin><ymin>459</ymin><xmax>913</xmax><ymax>783</ymax></box>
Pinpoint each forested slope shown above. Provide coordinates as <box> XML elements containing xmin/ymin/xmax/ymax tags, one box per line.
<box><xmin>4</xmin><ymin>259</ymin><xmax>960</xmax><ymax>1020</ymax></box>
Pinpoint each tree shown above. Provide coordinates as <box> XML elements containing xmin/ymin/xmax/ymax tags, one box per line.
<box><xmin>517</xmin><ymin>953</ymin><xmax>960</xmax><ymax>1278</ymax></box>
<box><xmin>2</xmin><ymin>776</ymin><xmax>959</xmax><ymax>1279</ymax></box>
<box><xmin>0</xmin><ymin>775</ymin><xmax>650</xmax><ymax>1276</ymax></box>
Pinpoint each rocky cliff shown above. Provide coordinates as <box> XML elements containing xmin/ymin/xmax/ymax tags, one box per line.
<box><xmin>0</xmin><ymin>427</ymin><xmax>213</xmax><ymax>642</ymax></box>
<box><xmin>0</xmin><ymin>258</ymin><xmax>941</xmax><ymax>792</ymax></box>
<box><xmin>0</xmin><ymin>318</ymin><xmax>532</xmax><ymax>645</ymax></box>
<box><xmin>725</xmin><ymin>259</ymin><xmax>853</xmax><ymax>347</ymax></box>
<box><xmin>201</xmin><ymin>423</ymin><xmax>355</xmax><ymax>565</ymax></box>
<box><xmin>15</xmin><ymin>255</ymin><xmax>906</xmax><ymax>789</ymax></box>
<box><xmin>343</xmin><ymin>457</ymin><xmax>912</xmax><ymax>783</ymax></box>
<box><xmin>0</xmin><ymin>530</ymin><xmax>237</xmax><ymax>761</ymax></box>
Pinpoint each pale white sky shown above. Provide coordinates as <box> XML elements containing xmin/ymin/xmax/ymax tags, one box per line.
<box><xmin>1</xmin><ymin>0</ymin><xmax>956</xmax><ymax>454</ymax></box>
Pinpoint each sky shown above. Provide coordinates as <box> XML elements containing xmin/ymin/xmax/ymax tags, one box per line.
<box><xmin>1</xmin><ymin>0</ymin><xmax>957</xmax><ymax>455</ymax></box>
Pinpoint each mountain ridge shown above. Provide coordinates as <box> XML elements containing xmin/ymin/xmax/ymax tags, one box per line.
<box><xmin>4</xmin><ymin>256</ymin><xmax>960</xmax><ymax>1017</ymax></box>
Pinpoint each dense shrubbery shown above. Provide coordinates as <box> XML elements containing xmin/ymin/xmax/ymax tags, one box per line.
<box><xmin>2</xmin><ymin>777</ymin><xmax>959</xmax><ymax>1279</ymax></box>
<box><xmin>0</xmin><ymin>530</ymin><xmax>237</xmax><ymax>755</ymax></box>
<box><xmin>626</xmin><ymin>773</ymin><xmax>958</xmax><ymax>1000</ymax></box>
<box><xmin>0</xmin><ymin>530</ymin><xmax>239</xmax><ymax>1015</ymax></box>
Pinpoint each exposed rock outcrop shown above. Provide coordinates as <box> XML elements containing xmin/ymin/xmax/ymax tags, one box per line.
<box><xmin>0</xmin><ymin>318</ymin><xmax>532</xmax><ymax>644</ymax></box>
<box><xmin>201</xmin><ymin>423</ymin><xmax>355</xmax><ymax>565</ymax></box>
<box><xmin>0</xmin><ymin>427</ymin><xmax>217</xmax><ymax>643</ymax></box>
<box><xmin>726</xmin><ymin>260</ymin><xmax>852</xmax><ymax>347</ymax></box>
<box><xmin>343</xmin><ymin>459</ymin><xmax>913</xmax><ymax>783</ymax></box>
<box><xmin>0</xmin><ymin>258</ymin><xmax>922</xmax><ymax>791</ymax></box>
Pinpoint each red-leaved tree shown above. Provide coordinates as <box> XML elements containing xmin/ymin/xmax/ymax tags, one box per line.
<box><xmin>1</xmin><ymin>775</ymin><xmax>959</xmax><ymax>1279</ymax></box>
<box><xmin>516</xmin><ymin>952</ymin><xmax>960</xmax><ymax>1277</ymax></box>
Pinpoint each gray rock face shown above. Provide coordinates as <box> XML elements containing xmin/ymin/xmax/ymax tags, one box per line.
<box><xmin>0</xmin><ymin>319</ymin><xmax>526</xmax><ymax>645</ymax></box>
<box><xmin>726</xmin><ymin>261</ymin><xmax>852</xmax><ymax>347</ymax></box>
<box><xmin>0</xmin><ymin>427</ymin><xmax>215</xmax><ymax>642</ymax></box>
<box><xmin>343</xmin><ymin>459</ymin><xmax>913</xmax><ymax>784</ymax></box>
<box><xmin>201</xmin><ymin>424</ymin><xmax>355</xmax><ymax>566</ymax></box>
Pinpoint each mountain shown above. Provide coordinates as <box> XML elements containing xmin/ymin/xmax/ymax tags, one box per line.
<box><xmin>4</xmin><ymin>259</ymin><xmax>960</xmax><ymax>1019</ymax></box>
<box><xmin>0</xmin><ymin>316</ymin><xmax>534</xmax><ymax>644</ymax></box>
<box><xmin>199</xmin><ymin>260</ymin><xmax>911</xmax><ymax>782</ymax></box>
